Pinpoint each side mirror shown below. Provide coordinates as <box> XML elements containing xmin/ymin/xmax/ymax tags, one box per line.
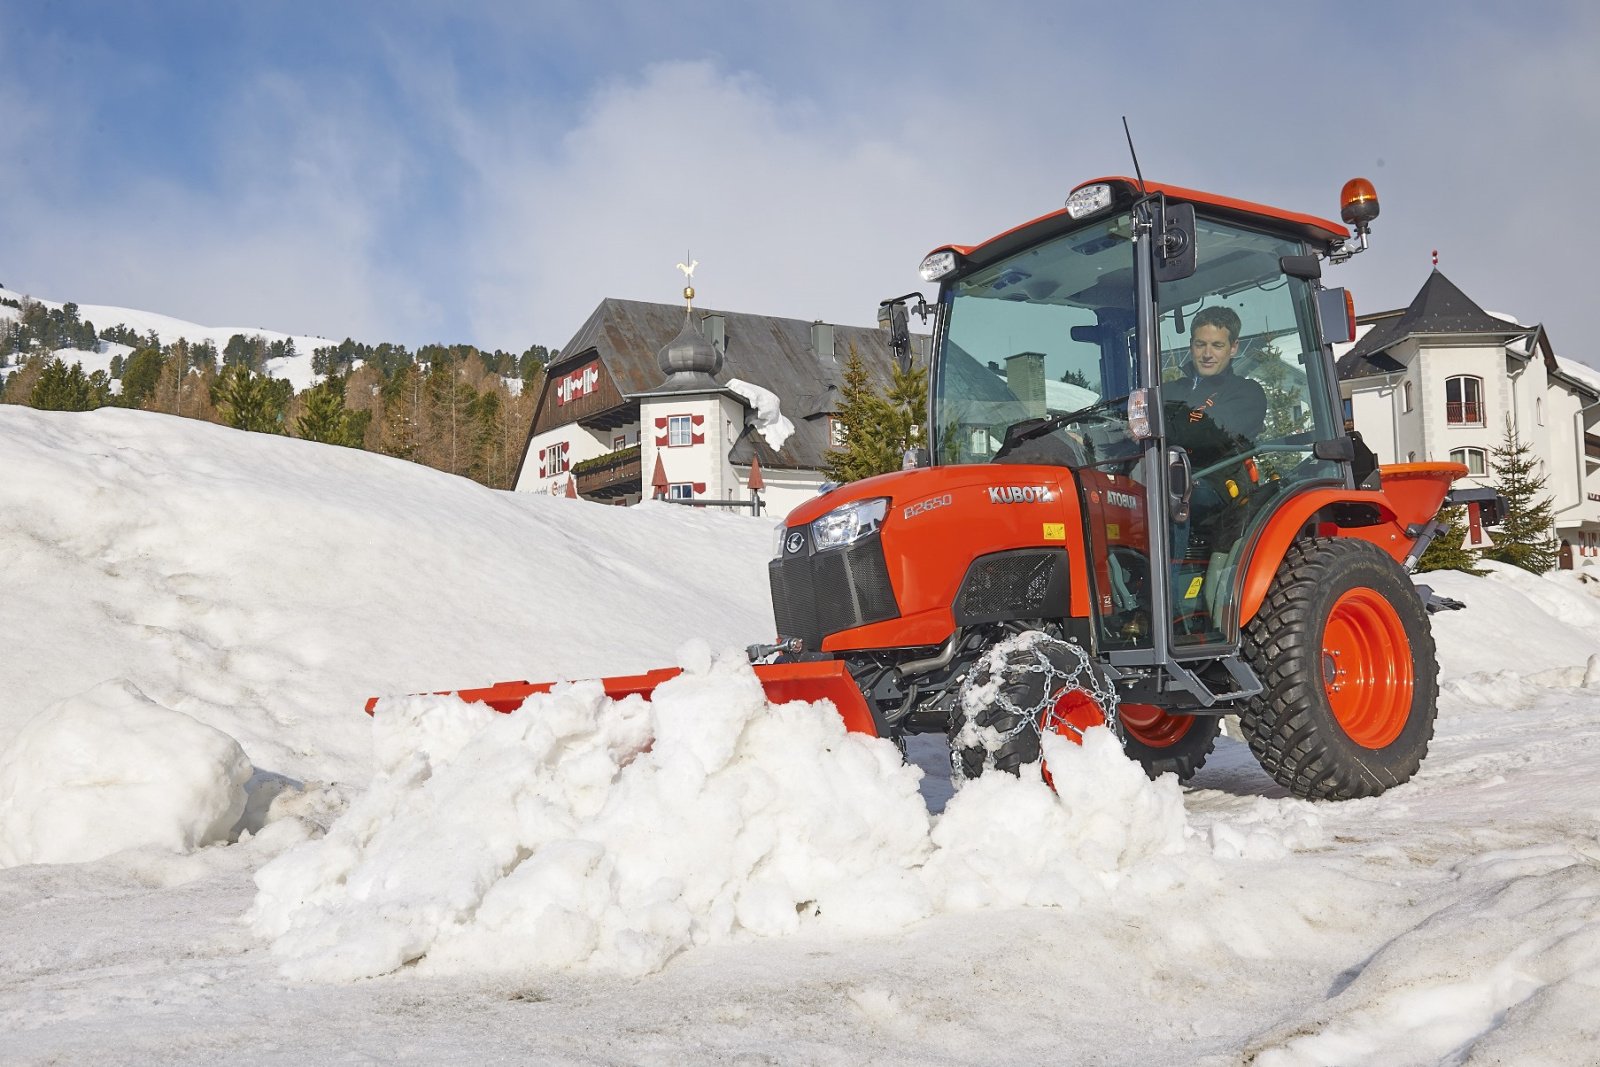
<box><xmin>879</xmin><ymin>300</ymin><xmax>913</xmax><ymax>374</ymax></box>
<box><xmin>1154</xmin><ymin>201</ymin><xmax>1197</xmax><ymax>283</ymax></box>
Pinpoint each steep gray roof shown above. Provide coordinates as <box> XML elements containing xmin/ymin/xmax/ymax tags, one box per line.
<box><xmin>1338</xmin><ymin>270</ymin><xmax>1528</xmax><ymax>380</ymax></box>
<box><xmin>551</xmin><ymin>297</ymin><xmax>912</xmax><ymax>470</ymax></box>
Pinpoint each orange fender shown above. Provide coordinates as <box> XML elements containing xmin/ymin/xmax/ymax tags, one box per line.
<box><xmin>1237</xmin><ymin>462</ymin><xmax>1464</xmax><ymax>626</ymax></box>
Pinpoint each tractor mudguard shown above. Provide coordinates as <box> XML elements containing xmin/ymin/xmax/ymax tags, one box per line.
<box><xmin>1237</xmin><ymin>461</ymin><xmax>1465</xmax><ymax>626</ymax></box>
<box><xmin>364</xmin><ymin>659</ymin><xmax>879</xmax><ymax>736</ymax></box>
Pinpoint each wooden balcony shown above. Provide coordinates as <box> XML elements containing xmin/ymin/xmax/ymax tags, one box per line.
<box><xmin>574</xmin><ymin>445</ymin><xmax>641</xmax><ymax>499</ymax></box>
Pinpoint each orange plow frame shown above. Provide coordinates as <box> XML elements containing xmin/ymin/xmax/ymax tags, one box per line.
<box><xmin>364</xmin><ymin>659</ymin><xmax>881</xmax><ymax>737</ymax></box>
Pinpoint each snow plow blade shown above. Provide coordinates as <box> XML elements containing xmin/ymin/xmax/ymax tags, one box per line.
<box><xmin>364</xmin><ymin>660</ymin><xmax>879</xmax><ymax>736</ymax></box>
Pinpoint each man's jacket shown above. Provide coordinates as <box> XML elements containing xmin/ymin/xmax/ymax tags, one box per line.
<box><xmin>1163</xmin><ymin>363</ymin><xmax>1267</xmax><ymax>468</ymax></box>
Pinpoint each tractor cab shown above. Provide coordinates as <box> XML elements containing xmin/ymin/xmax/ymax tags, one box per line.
<box><xmin>895</xmin><ymin>177</ymin><xmax>1377</xmax><ymax>702</ymax></box>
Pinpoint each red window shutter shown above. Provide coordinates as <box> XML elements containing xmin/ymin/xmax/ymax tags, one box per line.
<box><xmin>691</xmin><ymin>432</ymin><xmax>705</xmax><ymax>445</ymax></box>
<box><xmin>654</xmin><ymin>417</ymin><xmax>669</xmax><ymax>429</ymax></box>
<box><xmin>655</xmin><ymin>434</ymin><xmax>669</xmax><ymax>446</ymax></box>
<box><xmin>692</xmin><ymin>482</ymin><xmax>707</xmax><ymax>494</ymax></box>
<box><xmin>691</xmin><ymin>414</ymin><xmax>705</xmax><ymax>426</ymax></box>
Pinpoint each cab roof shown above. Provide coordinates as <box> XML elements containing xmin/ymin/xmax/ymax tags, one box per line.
<box><xmin>930</xmin><ymin>177</ymin><xmax>1350</xmax><ymax>267</ymax></box>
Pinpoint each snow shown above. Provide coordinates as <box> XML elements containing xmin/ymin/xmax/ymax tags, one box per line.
<box><xmin>1</xmin><ymin>285</ymin><xmax>330</xmax><ymax>391</ymax></box>
<box><xmin>0</xmin><ymin>681</ymin><xmax>252</xmax><ymax>867</ymax></box>
<box><xmin>727</xmin><ymin>376</ymin><xmax>796</xmax><ymax>450</ymax></box>
<box><xmin>5</xmin><ymin>404</ymin><xmax>1600</xmax><ymax>1062</ymax></box>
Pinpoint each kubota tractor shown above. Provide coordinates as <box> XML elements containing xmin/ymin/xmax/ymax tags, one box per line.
<box><xmin>390</xmin><ymin>175</ymin><xmax>1487</xmax><ymax>801</ymax></box>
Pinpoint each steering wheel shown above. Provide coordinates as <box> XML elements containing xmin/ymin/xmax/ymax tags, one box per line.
<box><xmin>1191</xmin><ymin>440</ymin><xmax>1314</xmax><ymax>482</ymax></box>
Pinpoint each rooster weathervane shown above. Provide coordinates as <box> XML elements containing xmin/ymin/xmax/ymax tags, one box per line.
<box><xmin>676</xmin><ymin>253</ymin><xmax>698</xmax><ymax>312</ymax></box>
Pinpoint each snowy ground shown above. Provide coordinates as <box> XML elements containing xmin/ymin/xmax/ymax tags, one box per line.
<box><xmin>3</xmin><ymin>406</ymin><xmax>1600</xmax><ymax>1065</ymax></box>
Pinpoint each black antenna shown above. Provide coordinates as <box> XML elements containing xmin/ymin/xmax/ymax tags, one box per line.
<box><xmin>1122</xmin><ymin>116</ymin><xmax>1148</xmax><ymax>197</ymax></box>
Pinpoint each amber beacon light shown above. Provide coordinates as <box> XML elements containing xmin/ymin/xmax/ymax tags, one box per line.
<box><xmin>1339</xmin><ymin>178</ymin><xmax>1380</xmax><ymax>232</ymax></box>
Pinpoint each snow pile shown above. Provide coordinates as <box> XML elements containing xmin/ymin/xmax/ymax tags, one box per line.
<box><xmin>924</xmin><ymin>730</ymin><xmax>1188</xmax><ymax>910</ymax></box>
<box><xmin>727</xmin><ymin>377</ymin><xmax>796</xmax><ymax>450</ymax></box>
<box><xmin>250</xmin><ymin>647</ymin><xmax>1195</xmax><ymax>981</ymax></box>
<box><xmin>1422</xmin><ymin>561</ymin><xmax>1600</xmax><ymax>679</ymax></box>
<box><xmin>0</xmin><ymin>680</ymin><xmax>252</xmax><ymax>868</ymax></box>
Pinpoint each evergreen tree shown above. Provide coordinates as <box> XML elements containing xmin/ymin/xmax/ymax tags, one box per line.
<box><xmin>1415</xmin><ymin>505</ymin><xmax>1487</xmax><ymax>576</ymax></box>
<box><xmin>1484</xmin><ymin>417</ymin><xmax>1559</xmax><ymax>574</ymax></box>
<box><xmin>210</xmin><ymin>365</ymin><xmax>291</xmax><ymax>433</ymax></box>
<box><xmin>29</xmin><ymin>358</ymin><xmax>105</xmax><ymax>411</ymax></box>
<box><xmin>296</xmin><ymin>376</ymin><xmax>365</xmax><ymax>446</ymax></box>
<box><xmin>821</xmin><ymin>344</ymin><xmax>928</xmax><ymax>483</ymax></box>
<box><xmin>119</xmin><ymin>347</ymin><xmax>167</xmax><ymax>408</ymax></box>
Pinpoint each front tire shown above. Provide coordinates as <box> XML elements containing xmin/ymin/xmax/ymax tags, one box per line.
<box><xmin>1240</xmin><ymin>537</ymin><xmax>1438</xmax><ymax>800</ymax></box>
<box><xmin>948</xmin><ymin>632</ymin><xmax>1218</xmax><ymax>786</ymax></box>
<box><xmin>949</xmin><ymin>632</ymin><xmax>1115</xmax><ymax>783</ymax></box>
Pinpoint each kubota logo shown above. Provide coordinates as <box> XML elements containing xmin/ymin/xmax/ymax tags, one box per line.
<box><xmin>988</xmin><ymin>485</ymin><xmax>1054</xmax><ymax>504</ymax></box>
<box><xmin>785</xmin><ymin>531</ymin><xmax>805</xmax><ymax>554</ymax></box>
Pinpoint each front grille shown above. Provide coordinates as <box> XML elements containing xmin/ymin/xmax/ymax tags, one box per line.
<box><xmin>955</xmin><ymin>550</ymin><xmax>1068</xmax><ymax>625</ymax></box>
<box><xmin>768</xmin><ymin>533</ymin><xmax>898</xmax><ymax>649</ymax></box>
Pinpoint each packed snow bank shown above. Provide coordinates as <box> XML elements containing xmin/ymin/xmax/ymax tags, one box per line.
<box><xmin>1422</xmin><ymin>561</ymin><xmax>1600</xmax><ymax>680</ymax></box>
<box><xmin>250</xmin><ymin>646</ymin><xmax>1194</xmax><ymax>980</ymax></box>
<box><xmin>0</xmin><ymin>406</ymin><xmax>776</xmax><ymax>786</ymax></box>
<box><xmin>0</xmin><ymin>680</ymin><xmax>252</xmax><ymax>868</ymax></box>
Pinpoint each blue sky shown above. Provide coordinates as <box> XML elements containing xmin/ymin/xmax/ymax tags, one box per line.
<box><xmin>3</xmin><ymin>2</ymin><xmax>1597</xmax><ymax>368</ymax></box>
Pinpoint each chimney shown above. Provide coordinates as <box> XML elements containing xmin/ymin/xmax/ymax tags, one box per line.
<box><xmin>1006</xmin><ymin>351</ymin><xmax>1047</xmax><ymax>415</ymax></box>
<box><xmin>811</xmin><ymin>321</ymin><xmax>835</xmax><ymax>362</ymax></box>
<box><xmin>700</xmin><ymin>313</ymin><xmax>726</xmax><ymax>357</ymax></box>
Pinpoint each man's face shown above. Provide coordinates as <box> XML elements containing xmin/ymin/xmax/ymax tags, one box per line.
<box><xmin>1190</xmin><ymin>323</ymin><xmax>1238</xmax><ymax>377</ymax></box>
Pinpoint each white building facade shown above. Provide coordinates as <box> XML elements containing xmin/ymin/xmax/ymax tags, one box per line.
<box><xmin>1337</xmin><ymin>270</ymin><xmax>1600</xmax><ymax>562</ymax></box>
<box><xmin>515</xmin><ymin>299</ymin><xmax>908</xmax><ymax>522</ymax></box>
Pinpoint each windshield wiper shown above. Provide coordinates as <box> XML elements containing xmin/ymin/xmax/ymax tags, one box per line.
<box><xmin>995</xmin><ymin>400</ymin><xmax>1117</xmax><ymax>460</ymax></box>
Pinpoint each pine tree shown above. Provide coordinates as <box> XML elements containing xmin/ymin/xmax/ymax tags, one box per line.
<box><xmin>1415</xmin><ymin>506</ymin><xmax>1487</xmax><ymax>576</ymax></box>
<box><xmin>295</xmin><ymin>376</ymin><xmax>365</xmax><ymax>446</ymax></box>
<box><xmin>822</xmin><ymin>344</ymin><xmax>928</xmax><ymax>483</ymax></box>
<box><xmin>1484</xmin><ymin>417</ymin><xmax>1559</xmax><ymax>574</ymax></box>
<box><xmin>119</xmin><ymin>347</ymin><xmax>167</xmax><ymax>409</ymax></box>
<box><xmin>210</xmin><ymin>365</ymin><xmax>290</xmax><ymax>433</ymax></box>
<box><xmin>29</xmin><ymin>358</ymin><xmax>105</xmax><ymax>411</ymax></box>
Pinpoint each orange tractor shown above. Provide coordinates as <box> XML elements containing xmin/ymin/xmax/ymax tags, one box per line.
<box><xmin>397</xmin><ymin>175</ymin><xmax>1485</xmax><ymax>801</ymax></box>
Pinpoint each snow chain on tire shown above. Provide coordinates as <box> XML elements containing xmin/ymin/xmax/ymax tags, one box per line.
<box><xmin>949</xmin><ymin>632</ymin><xmax>1119</xmax><ymax>783</ymax></box>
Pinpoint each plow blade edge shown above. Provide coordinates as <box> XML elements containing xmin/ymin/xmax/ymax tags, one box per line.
<box><xmin>364</xmin><ymin>659</ymin><xmax>878</xmax><ymax>736</ymax></box>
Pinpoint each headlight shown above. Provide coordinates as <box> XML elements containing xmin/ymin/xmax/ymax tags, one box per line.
<box><xmin>772</xmin><ymin>522</ymin><xmax>788</xmax><ymax>559</ymax></box>
<box><xmin>1065</xmin><ymin>183</ymin><xmax>1113</xmax><ymax>219</ymax></box>
<box><xmin>811</xmin><ymin>497</ymin><xmax>889</xmax><ymax>550</ymax></box>
<box><xmin>919</xmin><ymin>250</ymin><xmax>957</xmax><ymax>282</ymax></box>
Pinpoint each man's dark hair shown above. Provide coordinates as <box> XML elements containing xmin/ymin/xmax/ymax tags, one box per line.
<box><xmin>1192</xmin><ymin>306</ymin><xmax>1241</xmax><ymax>344</ymax></box>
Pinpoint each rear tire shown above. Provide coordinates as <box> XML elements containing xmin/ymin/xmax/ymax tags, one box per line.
<box><xmin>1240</xmin><ymin>537</ymin><xmax>1438</xmax><ymax>800</ymax></box>
<box><xmin>1118</xmin><ymin>704</ymin><xmax>1220</xmax><ymax>782</ymax></box>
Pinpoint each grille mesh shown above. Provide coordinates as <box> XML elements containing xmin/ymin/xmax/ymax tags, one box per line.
<box><xmin>958</xmin><ymin>552</ymin><xmax>1059</xmax><ymax>619</ymax></box>
<box><xmin>768</xmin><ymin>537</ymin><xmax>897</xmax><ymax>648</ymax></box>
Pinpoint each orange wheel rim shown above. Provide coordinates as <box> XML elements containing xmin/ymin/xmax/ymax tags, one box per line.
<box><xmin>1040</xmin><ymin>688</ymin><xmax>1106</xmax><ymax>789</ymax></box>
<box><xmin>1118</xmin><ymin>702</ymin><xmax>1196</xmax><ymax>748</ymax></box>
<box><xmin>1049</xmin><ymin>688</ymin><xmax>1106</xmax><ymax>739</ymax></box>
<box><xmin>1322</xmin><ymin>587</ymin><xmax>1412</xmax><ymax>748</ymax></box>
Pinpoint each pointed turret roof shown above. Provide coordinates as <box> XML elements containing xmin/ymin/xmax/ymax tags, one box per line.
<box><xmin>1338</xmin><ymin>269</ymin><xmax>1530</xmax><ymax>379</ymax></box>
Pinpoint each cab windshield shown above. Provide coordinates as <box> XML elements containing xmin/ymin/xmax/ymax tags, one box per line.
<box><xmin>931</xmin><ymin>212</ymin><xmax>1139</xmax><ymax>467</ymax></box>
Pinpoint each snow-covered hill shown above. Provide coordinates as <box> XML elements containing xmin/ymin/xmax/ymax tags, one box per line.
<box><xmin>1</xmin><ymin>286</ymin><xmax>332</xmax><ymax>390</ymax></box>
<box><xmin>3</xmin><ymin>406</ymin><xmax>1600</xmax><ymax>1064</ymax></box>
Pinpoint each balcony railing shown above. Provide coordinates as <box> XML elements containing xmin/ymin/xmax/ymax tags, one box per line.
<box><xmin>1446</xmin><ymin>401</ymin><xmax>1483</xmax><ymax>425</ymax></box>
<box><xmin>573</xmin><ymin>445</ymin><xmax>642</xmax><ymax>499</ymax></box>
